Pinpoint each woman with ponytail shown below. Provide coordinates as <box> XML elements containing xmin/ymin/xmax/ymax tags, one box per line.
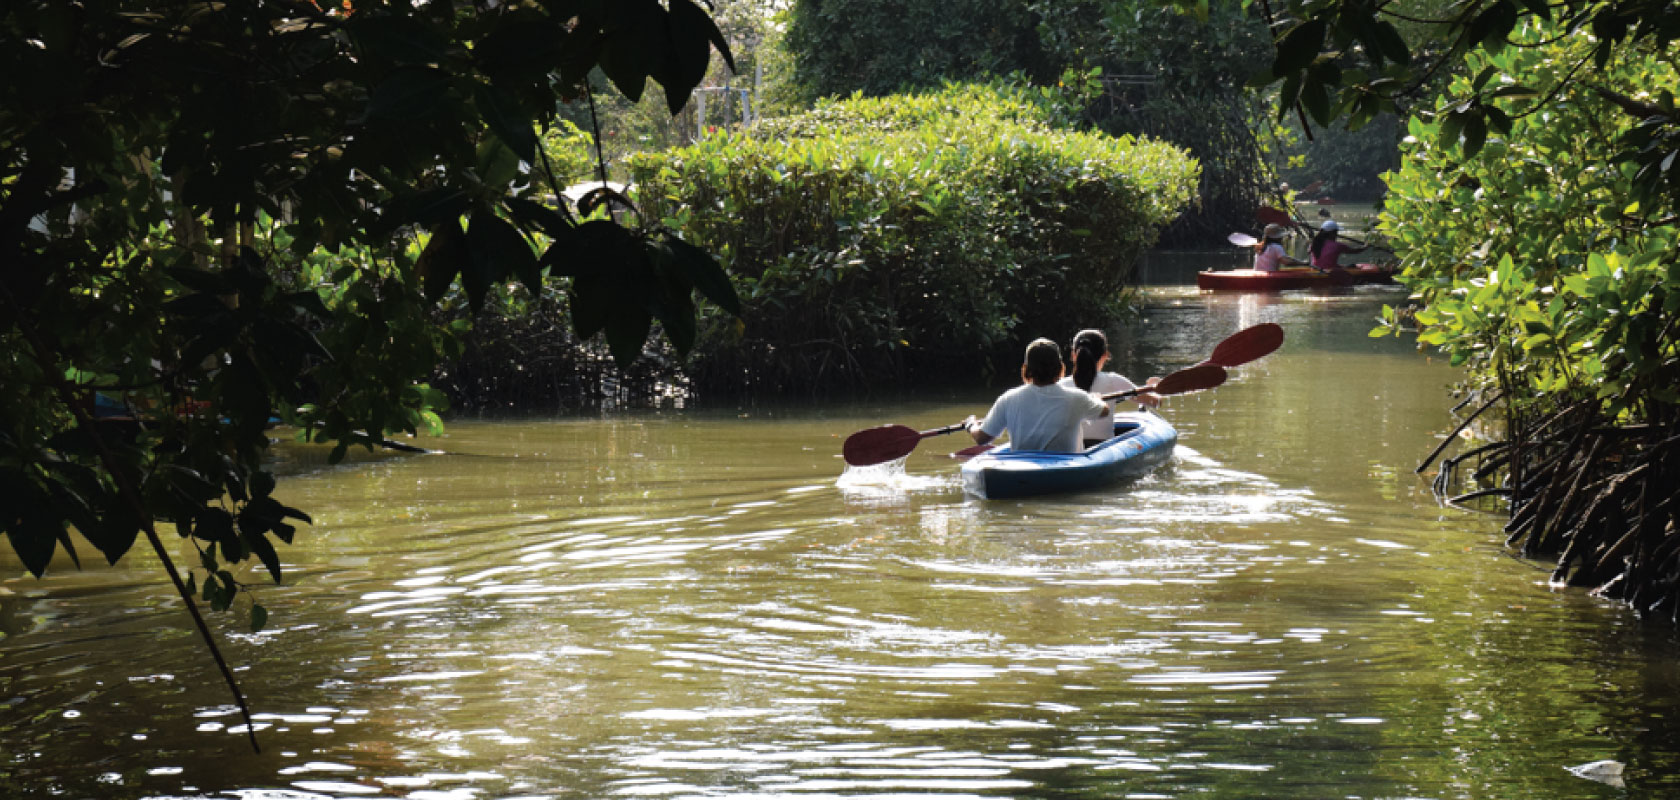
<box><xmin>1058</xmin><ymin>329</ymin><xmax>1160</xmax><ymax>446</ymax></box>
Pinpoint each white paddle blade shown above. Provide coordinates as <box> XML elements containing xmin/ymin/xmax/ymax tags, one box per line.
<box><xmin>1227</xmin><ymin>232</ymin><xmax>1257</xmax><ymax>247</ymax></box>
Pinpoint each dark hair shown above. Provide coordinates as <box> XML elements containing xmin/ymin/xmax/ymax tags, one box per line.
<box><xmin>1070</xmin><ymin>329</ymin><xmax>1107</xmax><ymax>392</ymax></box>
<box><xmin>1022</xmin><ymin>338</ymin><xmax>1063</xmax><ymax>385</ymax></box>
<box><xmin>1310</xmin><ymin>228</ymin><xmax>1337</xmax><ymax>260</ymax></box>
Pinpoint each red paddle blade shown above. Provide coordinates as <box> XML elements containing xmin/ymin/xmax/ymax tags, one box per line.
<box><xmin>1152</xmin><ymin>363</ymin><xmax>1227</xmax><ymax>396</ymax></box>
<box><xmin>1256</xmin><ymin>206</ymin><xmax>1294</xmax><ymax>227</ymax></box>
<box><xmin>842</xmin><ymin>424</ymin><xmax>923</xmax><ymax>466</ymax></box>
<box><xmin>1207</xmin><ymin>323</ymin><xmax>1284</xmax><ymax>367</ymax></box>
<box><xmin>949</xmin><ymin>444</ymin><xmax>994</xmax><ymax>461</ymax></box>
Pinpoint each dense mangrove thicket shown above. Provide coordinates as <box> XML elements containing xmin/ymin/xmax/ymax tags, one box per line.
<box><xmin>1030</xmin><ymin>2</ymin><xmax>1276</xmax><ymax>245</ymax></box>
<box><xmin>1377</xmin><ymin>25</ymin><xmax>1680</xmax><ymax>621</ymax></box>
<box><xmin>784</xmin><ymin>0</ymin><xmax>1272</xmax><ymax>246</ymax></box>
<box><xmin>624</xmin><ymin>83</ymin><xmax>1198</xmax><ymax>395</ymax></box>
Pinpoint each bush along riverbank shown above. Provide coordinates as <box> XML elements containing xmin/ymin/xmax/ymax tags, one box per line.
<box><xmin>1377</xmin><ymin>23</ymin><xmax>1680</xmax><ymax>623</ymax></box>
<box><xmin>624</xmin><ymin>82</ymin><xmax>1199</xmax><ymax>396</ymax></box>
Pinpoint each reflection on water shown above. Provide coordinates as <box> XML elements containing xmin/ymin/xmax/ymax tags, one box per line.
<box><xmin>6</xmin><ymin>291</ymin><xmax>1680</xmax><ymax>799</ymax></box>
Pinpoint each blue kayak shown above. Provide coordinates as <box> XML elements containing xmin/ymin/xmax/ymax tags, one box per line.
<box><xmin>960</xmin><ymin>411</ymin><xmax>1177</xmax><ymax>499</ymax></box>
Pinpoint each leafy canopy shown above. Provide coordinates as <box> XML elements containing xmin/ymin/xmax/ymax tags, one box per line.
<box><xmin>1</xmin><ymin>1</ymin><xmax>739</xmax><ymax>623</ymax></box>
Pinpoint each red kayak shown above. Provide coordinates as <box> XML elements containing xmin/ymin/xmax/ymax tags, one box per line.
<box><xmin>1196</xmin><ymin>264</ymin><xmax>1398</xmax><ymax>291</ymax></box>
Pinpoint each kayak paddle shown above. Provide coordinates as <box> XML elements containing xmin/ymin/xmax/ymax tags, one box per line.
<box><xmin>842</xmin><ymin>421</ymin><xmax>969</xmax><ymax>467</ymax></box>
<box><xmin>1204</xmin><ymin>322</ymin><xmax>1284</xmax><ymax>368</ymax></box>
<box><xmin>1227</xmin><ymin>231</ymin><xmax>1258</xmax><ymax>247</ymax></box>
<box><xmin>1256</xmin><ymin>205</ymin><xmax>1298</xmax><ymax>228</ymax></box>
<box><xmin>840</xmin><ymin>362</ymin><xmax>1227</xmax><ymax>467</ymax></box>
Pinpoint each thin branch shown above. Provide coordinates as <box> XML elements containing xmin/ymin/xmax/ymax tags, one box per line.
<box><xmin>584</xmin><ymin>81</ymin><xmax>610</xmax><ymax>188</ymax></box>
<box><xmin>1508</xmin><ymin>49</ymin><xmax>1595</xmax><ymax>121</ymax></box>
<box><xmin>0</xmin><ymin>285</ymin><xmax>262</xmax><ymax>754</ymax></box>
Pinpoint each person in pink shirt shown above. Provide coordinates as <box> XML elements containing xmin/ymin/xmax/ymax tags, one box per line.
<box><xmin>1252</xmin><ymin>223</ymin><xmax>1306</xmax><ymax>272</ymax></box>
<box><xmin>1309</xmin><ymin>220</ymin><xmax>1368</xmax><ymax>270</ymax></box>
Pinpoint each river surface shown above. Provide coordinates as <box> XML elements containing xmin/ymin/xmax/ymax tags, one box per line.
<box><xmin>6</xmin><ymin>283</ymin><xmax>1680</xmax><ymax>799</ymax></box>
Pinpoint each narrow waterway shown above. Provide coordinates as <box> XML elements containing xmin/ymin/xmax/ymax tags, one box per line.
<box><xmin>5</xmin><ymin>286</ymin><xmax>1680</xmax><ymax>799</ymax></box>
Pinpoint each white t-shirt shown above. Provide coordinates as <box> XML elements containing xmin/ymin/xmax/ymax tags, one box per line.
<box><xmin>1059</xmin><ymin>372</ymin><xmax>1136</xmax><ymax>441</ymax></box>
<box><xmin>1254</xmin><ymin>242</ymin><xmax>1287</xmax><ymax>272</ymax></box>
<box><xmin>978</xmin><ymin>382</ymin><xmax>1107</xmax><ymax>453</ymax></box>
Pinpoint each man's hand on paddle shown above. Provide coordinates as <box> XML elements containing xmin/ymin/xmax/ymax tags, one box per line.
<box><xmin>1134</xmin><ymin>376</ymin><xmax>1163</xmax><ymax>408</ymax></box>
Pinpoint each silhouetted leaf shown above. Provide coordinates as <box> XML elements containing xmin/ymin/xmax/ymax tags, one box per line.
<box><xmin>599</xmin><ymin>1</ymin><xmax>664</xmax><ymax>102</ymax></box>
<box><xmin>474</xmin><ymin>81</ymin><xmax>538</xmax><ymax>163</ymax></box>
<box><xmin>166</xmin><ymin>267</ymin><xmax>231</xmax><ymax>294</ymax></box>
<box><xmin>365</xmin><ymin>66</ymin><xmax>452</xmax><ymax>122</ymax></box>
<box><xmin>505</xmin><ymin>195</ymin><xmax>575</xmax><ymax>238</ymax></box>
<box><xmin>1273</xmin><ymin>19</ymin><xmax>1325</xmax><ymax>75</ymax></box>
<box><xmin>417</xmin><ymin>220</ymin><xmax>469</xmax><ymax>303</ymax></box>
<box><xmin>347</xmin><ymin>11</ymin><xmax>450</xmax><ymax>64</ymax></box>
<box><xmin>666</xmin><ymin>234</ymin><xmax>740</xmax><ymax>315</ymax></box>
<box><xmin>468</xmin><ymin>212</ymin><xmax>541</xmax><ymax>294</ymax></box>
<box><xmin>7</xmin><ymin>516</ymin><xmax>59</xmax><ymax>578</ymax></box>
<box><xmin>247</xmin><ymin>528</ymin><xmax>282</xmax><ymax>584</ymax></box>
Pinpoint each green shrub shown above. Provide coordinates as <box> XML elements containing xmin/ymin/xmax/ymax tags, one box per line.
<box><xmin>1376</xmin><ymin>24</ymin><xmax>1680</xmax><ymax>419</ymax></box>
<box><xmin>627</xmin><ymin>82</ymin><xmax>1197</xmax><ymax>394</ymax></box>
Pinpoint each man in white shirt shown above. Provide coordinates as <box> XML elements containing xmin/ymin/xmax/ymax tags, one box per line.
<box><xmin>966</xmin><ymin>338</ymin><xmax>1107</xmax><ymax>453</ymax></box>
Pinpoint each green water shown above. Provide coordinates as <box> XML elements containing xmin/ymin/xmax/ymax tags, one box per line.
<box><xmin>5</xmin><ymin>288</ymin><xmax>1680</xmax><ymax>799</ymax></box>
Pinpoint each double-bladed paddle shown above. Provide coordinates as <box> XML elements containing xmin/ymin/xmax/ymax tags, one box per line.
<box><xmin>841</xmin><ymin>324</ymin><xmax>1284</xmax><ymax>467</ymax></box>
<box><xmin>841</xmin><ymin>363</ymin><xmax>1230</xmax><ymax>467</ymax></box>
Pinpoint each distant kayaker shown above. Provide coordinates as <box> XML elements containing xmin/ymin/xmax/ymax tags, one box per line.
<box><xmin>966</xmin><ymin>338</ymin><xmax>1107</xmax><ymax>453</ymax></box>
<box><xmin>1254</xmin><ymin>223</ymin><xmax>1306</xmax><ymax>272</ymax></box>
<box><xmin>1309</xmin><ymin>220</ymin><xmax>1367</xmax><ymax>270</ymax></box>
<box><xmin>1058</xmin><ymin>329</ymin><xmax>1160</xmax><ymax>447</ymax></box>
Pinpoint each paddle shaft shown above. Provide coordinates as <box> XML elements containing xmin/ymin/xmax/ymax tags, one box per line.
<box><xmin>917</xmin><ymin>422</ymin><xmax>968</xmax><ymax>440</ymax></box>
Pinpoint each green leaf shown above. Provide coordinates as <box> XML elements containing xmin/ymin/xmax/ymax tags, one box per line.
<box><xmin>1471</xmin><ymin>66</ymin><xmax>1498</xmax><ymax>92</ymax></box>
<box><xmin>1516</xmin><ymin>0</ymin><xmax>1552</xmax><ymax>21</ymax></box>
<box><xmin>1301</xmin><ymin>76</ymin><xmax>1332</xmax><ymax>126</ymax></box>
<box><xmin>1440</xmin><ymin>111</ymin><xmax>1467</xmax><ymax>146</ymax></box>
<box><xmin>1277</xmin><ymin>73</ymin><xmax>1303</xmax><ymax>123</ymax></box>
<box><xmin>1371</xmin><ymin>21</ymin><xmax>1411</xmax><ymax>66</ymax></box>
<box><xmin>1490</xmin><ymin>85</ymin><xmax>1539</xmax><ymax>100</ymax></box>
<box><xmin>251</xmin><ymin>603</ymin><xmax>269</xmax><ymax>633</ymax></box>
<box><xmin>1462</xmin><ymin>115</ymin><xmax>1488</xmax><ymax>158</ymax></box>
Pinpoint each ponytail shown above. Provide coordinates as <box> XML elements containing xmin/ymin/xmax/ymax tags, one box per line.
<box><xmin>1070</xmin><ymin>329</ymin><xmax>1108</xmax><ymax>392</ymax></box>
<box><xmin>1310</xmin><ymin>230</ymin><xmax>1333</xmax><ymax>260</ymax></box>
